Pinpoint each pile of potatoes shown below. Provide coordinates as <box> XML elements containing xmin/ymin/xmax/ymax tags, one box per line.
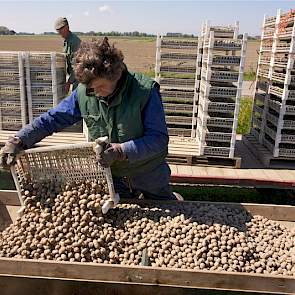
<box><xmin>0</xmin><ymin>179</ymin><xmax>295</xmax><ymax>276</ymax></box>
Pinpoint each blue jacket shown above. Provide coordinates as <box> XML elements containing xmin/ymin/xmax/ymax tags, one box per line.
<box><xmin>16</xmin><ymin>86</ymin><xmax>169</xmax><ymax>165</ymax></box>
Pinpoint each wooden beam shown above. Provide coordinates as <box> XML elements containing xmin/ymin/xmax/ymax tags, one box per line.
<box><xmin>0</xmin><ymin>258</ymin><xmax>294</xmax><ymax>294</ymax></box>
<box><xmin>1</xmin><ymin>190</ymin><xmax>295</xmax><ymax>222</ymax></box>
<box><xmin>0</xmin><ymin>190</ymin><xmax>20</xmax><ymax>206</ymax></box>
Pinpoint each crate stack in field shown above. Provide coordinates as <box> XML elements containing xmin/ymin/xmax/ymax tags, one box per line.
<box><xmin>196</xmin><ymin>22</ymin><xmax>247</xmax><ymax>158</ymax></box>
<box><xmin>251</xmin><ymin>9</ymin><xmax>295</xmax><ymax>158</ymax></box>
<box><xmin>24</xmin><ymin>52</ymin><xmax>66</xmax><ymax>123</ymax></box>
<box><xmin>155</xmin><ymin>35</ymin><xmax>200</xmax><ymax>137</ymax></box>
<box><xmin>0</xmin><ymin>52</ymin><xmax>26</xmax><ymax>131</ymax></box>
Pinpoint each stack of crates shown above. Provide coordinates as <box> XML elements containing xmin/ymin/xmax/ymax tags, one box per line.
<box><xmin>196</xmin><ymin>22</ymin><xmax>247</xmax><ymax>158</ymax></box>
<box><xmin>0</xmin><ymin>52</ymin><xmax>26</xmax><ymax>131</ymax></box>
<box><xmin>155</xmin><ymin>35</ymin><xmax>200</xmax><ymax>137</ymax></box>
<box><xmin>24</xmin><ymin>52</ymin><xmax>66</xmax><ymax>123</ymax></box>
<box><xmin>252</xmin><ymin>9</ymin><xmax>295</xmax><ymax>158</ymax></box>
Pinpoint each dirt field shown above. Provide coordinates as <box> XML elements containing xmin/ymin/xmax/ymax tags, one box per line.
<box><xmin>0</xmin><ymin>35</ymin><xmax>259</xmax><ymax>73</ymax></box>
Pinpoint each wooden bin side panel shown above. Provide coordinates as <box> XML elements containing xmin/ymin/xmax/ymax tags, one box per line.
<box><xmin>0</xmin><ymin>258</ymin><xmax>295</xmax><ymax>294</ymax></box>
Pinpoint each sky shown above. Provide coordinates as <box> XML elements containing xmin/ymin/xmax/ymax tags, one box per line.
<box><xmin>0</xmin><ymin>0</ymin><xmax>294</xmax><ymax>36</ymax></box>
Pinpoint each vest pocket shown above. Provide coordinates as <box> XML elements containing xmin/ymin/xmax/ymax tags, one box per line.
<box><xmin>83</xmin><ymin>114</ymin><xmax>101</xmax><ymax>127</ymax></box>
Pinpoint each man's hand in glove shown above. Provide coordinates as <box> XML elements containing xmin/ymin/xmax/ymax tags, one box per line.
<box><xmin>0</xmin><ymin>136</ymin><xmax>24</xmax><ymax>169</ymax></box>
<box><xmin>97</xmin><ymin>143</ymin><xmax>126</xmax><ymax>167</ymax></box>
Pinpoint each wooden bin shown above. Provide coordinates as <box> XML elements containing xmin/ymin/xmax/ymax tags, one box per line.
<box><xmin>0</xmin><ymin>190</ymin><xmax>295</xmax><ymax>295</ymax></box>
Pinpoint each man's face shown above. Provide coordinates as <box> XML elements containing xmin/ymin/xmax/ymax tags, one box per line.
<box><xmin>88</xmin><ymin>77</ymin><xmax>118</xmax><ymax>98</ymax></box>
<box><xmin>57</xmin><ymin>25</ymin><xmax>69</xmax><ymax>39</ymax></box>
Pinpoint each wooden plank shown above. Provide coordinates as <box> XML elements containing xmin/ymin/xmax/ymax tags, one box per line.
<box><xmin>0</xmin><ymin>258</ymin><xmax>294</xmax><ymax>294</ymax></box>
<box><xmin>190</xmin><ymin>166</ymin><xmax>209</xmax><ymax>177</ymax></box>
<box><xmin>263</xmin><ymin>169</ymin><xmax>284</xmax><ymax>182</ymax></box>
<box><xmin>0</xmin><ymin>190</ymin><xmax>19</xmax><ymax>206</ymax></box>
<box><xmin>169</xmin><ymin>164</ymin><xmax>178</xmax><ymax>175</ymax></box>
<box><xmin>221</xmin><ymin>168</ymin><xmax>239</xmax><ymax>179</ymax></box>
<box><xmin>278</xmin><ymin>170</ymin><xmax>295</xmax><ymax>182</ymax></box>
<box><xmin>0</xmin><ymin>276</ymin><xmax>195</xmax><ymax>295</ymax></box>
<box><xmin>235</xmin><ymin>169</ymin><xmax>253</xmax><ymax>180</ymax></box>
<box><xmin>176</xmin><ymin>165</ymin><xmax>193</xmax><ymax>176</ymax></box>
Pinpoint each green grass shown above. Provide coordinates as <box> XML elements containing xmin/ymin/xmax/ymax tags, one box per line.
<box><xmin>172</xmin><ymin>185</ymin><xmax>295</xmax><ymax>206</ymax></box>
<box><xmin>143</xmin><ymin>69</ymin><xmax>155</xmax><ymax>78</ymax></box>
<box><xmin>237</xmin><ymin>97</ymin><xmax>253</xmax><ymax>135</ymax></box>
<box><xmin>243</xmin><ymin>71</ymin><xmax>256</xmax><ymax>81</ymax></box>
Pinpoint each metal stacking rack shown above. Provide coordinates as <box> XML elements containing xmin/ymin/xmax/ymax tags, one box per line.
<box><xmin>251</xmin><ymin>8</ymin><xmax>295</xmax><ymax>160</ymax></box>
<box><xmin>196</xmin><ymin>22</ymin><xmax>247</xmax><ymax>158</ymax></box>
<box><xmin>24</xmin><ymin>52</ymin><xmax>66</xmax><ymax>123</ymax></box>
<box><xmin>155</xmin><ymin>35</ymin><xmax>200</xmax><ymax>137</ymax></box>
<box><xmin>0</xmin><ymin>52</ymin><xmax>26</xmax><ymax>131</ymax></box>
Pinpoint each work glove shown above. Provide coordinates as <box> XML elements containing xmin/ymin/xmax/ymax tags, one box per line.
<box><xmin>0</xmin><ymin>136</ymin><xmax>24</xmax><ymax>169</ymax></box>
<box><xmin>96</xmin><ymin>143</ymin><xmax>126</xmax><ymax>168</ymax></box>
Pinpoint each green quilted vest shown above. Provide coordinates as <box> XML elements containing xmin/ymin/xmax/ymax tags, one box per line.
<box><xmin>77</xmin><ymin>71</ymin><xmax>167</xmax><ymax>177</ymax></box>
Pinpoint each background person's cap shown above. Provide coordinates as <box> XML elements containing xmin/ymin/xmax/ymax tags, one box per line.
<box><xmin>54</xmin><ymin>17</ymin><xmax>68</xmax><ymax>30</ymax></box>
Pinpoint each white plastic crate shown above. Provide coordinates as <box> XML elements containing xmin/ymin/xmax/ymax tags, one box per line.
<box><xmin>211</xmin><ymin>55</ymin><xmax>240</xmax><ymax>66</ymax></box>
<box><xmin>167</xmin><ymin>127</ymin><xmax>193</xmax><ymax>137</ymax></box>
<box><xmin>206</xmin><ymin>116</ymin><xmax>234</xmax><ymax>128</ymax></box>
<box><xmin>0</xmin><ymin>69</ymin><xmax>21</xmax><ymax>84</ymax></box>
<box><xmin>204</xmin><ymin>146</ymin><xmax>232</xmax><ymax>157</ymax></box>
<box><xmin>0</xmin><ymin>51</ymin><xmax>26</xmax><ymax>130</ymax></box>
<box><xmin>264</xmin><ymin>16</ymin><xmax>276</xmax><ymax>27</ymax></box>
<box><xmin>277</xmin><ymin>26</ymin><xmax>293</xmax><ymax>38</ymax></box>
<box><xmin>26</xmin><ymin>52</ymin><xmax>65</xmax><ymax>68</ymax></box>
<box><xmin>253</xmin><ymin>117</ymin><xmax>263</xmax><ymax>129</ymax></box>
<box><xmin>262</xmin><ymin>136</ymin><xmax>274</xmax><ymax>153</ymax></box>
<box><xmin>160</xmin><ymin>78</ymin><xmax>196</xmax><ymax>90</ymax></box>
<box><xmin>160</xmin><ymin>65</ymin><xmax>196</xmax><ymax>74</ymax></box>
<box><xmin>209</xmin><ymin>70</ymin><xmax>239</xmax><ymax>82</ymax></box>
<box><xmin>283</xmin><ymin>119</ymin><xmax>295</xmax><ymax>129</ymax></box>
<box><xmin>208</xmin><ymin>84</ymin><xmax>237</xmax><ymax>97</ymax></box>
<box><xmin>279</xmin><ymin>148</ymin><xmax>295</xmax><ymax>157</ymax></box>
<box><xmin>263</xmin><ymin>28</ymin><xmax>275</xmax><ymax>38</ymax></box>
<box><xmin>0</xmin><ymin>51</ymin><xmax>22</xmax><ymax>67</ymax></box>
<box><xmin>259</xmin><ymin>56</ymin><xmax>271</xmax><ymax>65</ymax></box>
<box><xmin>165</xmin><ymin>115</ymin><xmax>193</xmax><ymax>126</ymax></box>
<box><xmin>29</xmin><ymin>69</ymin><xmax>65</xmax><ymax>84</ymax></box>
<box><xmin>269</xmin><ymin>85</ymin><xmax>283</xmax><ymax>97</ymax></box>
<box><xmin>266</xmin><ymin>112</ymin><xmax>279</xmax><ymax>126</ymax></box>
<box><xmin>161</xmin><ymin>90</ymin><xmax>195</xmax><ymax>99</ymax></box>
<box><xmin>258</xmin><ymin>68</ymin><xmax>269</xmax><ymax>78</ymax></box>
<box><xmin>199</xmin><ymin>98</ymin><xmax>236</xmax><ymax>113</ymax></box>
<box><xmin>25</xmin><ymin>52</ymin><xmax>66</xmax><ymax>123</ymax></box>
<box><xmin>256</xmin><ymin>81</ymin><xmax>269</xmax><ymax>92</ymax></box>
<box><xmin>161</xmin><ymin>39</ymin><xmax>198</xmax><ymax>49</ymax></box>
<box><xmin>281</xmin><ymin>133</ymin><xmax>295</xmax><ymax>143</ymax></box>
<box><xmin>163</xmin><ymin>103</ymin><xmax>194</xmax><ymax>114</ymax></box>
<box><xmin>273</xmin><ymin>56</ymin><xmax>288</xmax><ymax>67</ymax></box>
<box><xmin>251</xmin><ymin>128</ymin><xmax>261</xmax><ymax>141</ymax></box>
<box><xmin>264</xmin><ymin>125</ymin><xmax>277</xmax><ymax>141</ymax></box>
<box><xmin>204</xmin><ymin>39</ymin><xmax>242</xmax><ymax>51</ymax></box>
<box><xmin>160</xmin><ymin>52</ymin><xmax>197</xmax><ymax>61</ymax></box>
<box><xmin>268</xmin><ymin>99</ymin><xmax>281</xmax><ymax>113</ymax></box>
<box><xmin>275</xmin><ymin>42</ymin><xmax>291</xmax><ymax>52</ymax></box>
<box><xmin>253</xmin><ymin>104</ymin><xmax>264</xmax><ymax>116</ymax></box>
<box><xmin>205</xmin><ymin>131</ymin><xmax>232</xmax><ymax>142</ymax></box>
<box><xmin>285</xmin><ymin>104</ymin><xmax>295</xmax><ymax>115</ymax></box>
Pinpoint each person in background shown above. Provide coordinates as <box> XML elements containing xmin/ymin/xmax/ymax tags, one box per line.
<box><xmin>0</xmin><ymin>37</ymin><xmax>183</xmax><ymax>201</ymax></box>
<box><xmin>54</xmin><ymin>16</ymin><xmax>81</xmax><ymax>93</ymax></box>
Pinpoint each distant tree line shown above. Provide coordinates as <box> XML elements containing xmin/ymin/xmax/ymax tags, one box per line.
<box><xmin>0</xmin><ymin>26</ymin><xmax>16</xmax><ymax>35</ymax></box>
<box><xmin>44</xmin><ymin>31</ymin><xmax>157</xmax><ymax>37</ymax></box>
<box><xmin>0</xmin><ymin>26</ymin><xmax>260</xmax><ymax>40</ymax></box>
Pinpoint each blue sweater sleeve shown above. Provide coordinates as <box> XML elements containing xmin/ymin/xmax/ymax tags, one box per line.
<box><xmin>16</xmin><ymin>90</ymin><xmax>82</xmax><ymax>148</ymax></box>
<box><xmin>121</xmin><ymin>85</ymin><xmax>169</xmax><ymax>163</ymax></box>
